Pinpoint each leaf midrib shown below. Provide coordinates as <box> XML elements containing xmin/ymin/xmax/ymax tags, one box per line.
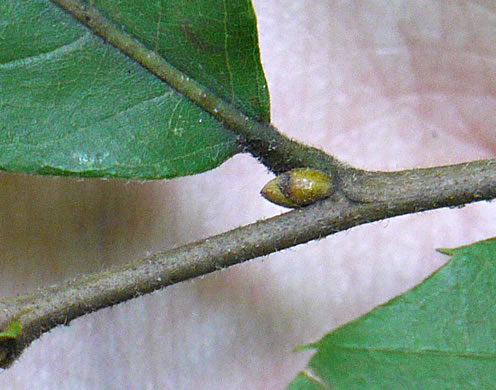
<box><xmin>49</xmin><ymin>0</ymin><xmax>264</xmax><ymax>143</ymax></box>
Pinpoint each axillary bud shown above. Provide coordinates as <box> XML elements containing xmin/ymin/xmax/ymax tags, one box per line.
<box><xmin>260</xmin><ymin>168</ymin><xmax>336</xmax><ymax>208</ymax></box>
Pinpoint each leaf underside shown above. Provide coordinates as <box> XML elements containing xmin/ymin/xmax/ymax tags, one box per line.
<box><xmin>288</xmin><ymin>238</ymin><xmax>496</xmax><ymax>389</ymax></box>
<box><xmin>0</xmin><ymin>0</ymin><xmax>269</xmax><ymax>179</ymax></box>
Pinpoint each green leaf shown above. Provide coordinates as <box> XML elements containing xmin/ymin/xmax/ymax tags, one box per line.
<box><xmin>0</xmin><ymin>321</ymin><xmax>22</xmax><ymax>340</ymax></box>
<box><xmin>0</xmin><ymin>0</ymin><xmax>269</xmax><ymax>179</ymax></box>
<box><xmin>288</xmin><ymin>238</ymin><xmax>496</xmax><ymax>389</ymax></box>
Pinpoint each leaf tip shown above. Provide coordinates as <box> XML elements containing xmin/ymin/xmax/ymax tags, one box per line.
<box><xmin>436</xmin><ymin>247</ymin><xmax>455</xmax><ymax>256</ymax></box>
<box><xmin>0</xmin><ymin>321</ymin><xmax>23</xmax><ymax>340</ymax></box>
<box><xmin>293</xmin><ymin>342</ymin><xmax>318</xmax><ymax>353</ymax></box>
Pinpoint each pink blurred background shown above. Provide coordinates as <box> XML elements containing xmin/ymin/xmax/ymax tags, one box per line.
<box><xmin>1</xmin><ymin>1</ymin><xmax>495</xmax><ymax>388</ymax></box>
